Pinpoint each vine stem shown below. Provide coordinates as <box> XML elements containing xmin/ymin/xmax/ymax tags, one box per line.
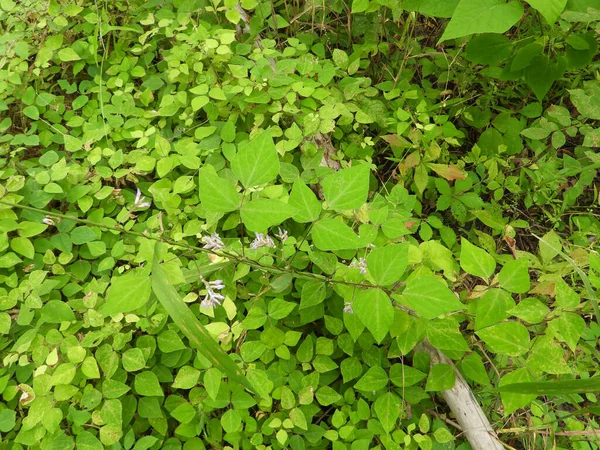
<box><xmin>0</xmin><ymin>200</ymin><xmax>375</xmax><ymax>291</ymax></box>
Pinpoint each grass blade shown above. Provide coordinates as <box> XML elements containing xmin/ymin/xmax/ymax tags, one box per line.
<box><xmin>496</xmin><ymin>377</ymin><xmax>600</xmax><ymax>395</ymax></box>
<box><xmin>151</xmin><ymin>242</ymin><xmax>254</xmax><ymax>393</ymax></box>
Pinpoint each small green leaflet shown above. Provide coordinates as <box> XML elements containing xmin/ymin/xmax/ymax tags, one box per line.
<box><xmin>496</xmin><ymin>376</ymin><xmax>600</xmax><ymax>395</ymax></box>
<box><xmin>475</xmin><ymin>289</ymin><xmax>514</xmax><ymax>330</ymax></box>
<box><xmin>354</xmin><ymin>366</ymin><xmax>388</xmax><ymax>391</ymax></box>
<box><xmin>425</xmin><ymin>364</ymin><xmax>455</xmax><ymax>391</ymax></box>
<box><xmin>460</xmin><ymin>238</ymin><xmax>496</xmax><ymax>280</ymax></box>
<box><xmin>311</xmin><ymin>219</ymin><xmax>360</xmax><ymax>251</ymax></box>
<box><xmin>321</xmin><ymin>164</ymin><xmax>370</xmax><ymax>211</ymax></box>
<box><xmin>439</xmin><ymin>0</ymin><xmax>524</xmax><ymax>43</ymax></box>
<box><xmin>289</xmin><ymin>178</ymin><xmax>321</xmax><ymax>223</ymax></box>
<box><xmin>198</xmin><ymin>165</ymin><xmax>241</xmax><ymax>213</ymax></box>
<box><xmin>231</xmin><ymin>129</ymin><xmax>280</xmax><ymax>188</ymax></box>
<box><xmin>366</xmin><ymin>243</ymin><xmax>409</xmax><ymax>286</ymax></box>
<box><xmin>102</xmin><ymin>271</ymin><xmax>152</xmax><ymax>316</ymax></box>
<box><xmin>476</xmin><ymin>321</ymin><xmax>530</xmax><ymax>356</ymax></box>
<box><xmin>241</xmin><ymin>199</ymin><xmax>296</xmax><ymax>232</ymax></box>
<box><xmin>353</xmin><ymin>288</ymin><xmax>394</xmax><ymax>344</ymax></box>
<box><xmin>398</xmin><ymin>276</ymin><xmax>465</xmax><ymax>319</ymax></box>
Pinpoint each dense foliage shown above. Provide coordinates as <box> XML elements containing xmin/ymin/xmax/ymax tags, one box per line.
<box><xmin>1</xmin><ymin>0</ymin><xmax>600</xmax><ymax>449</ymax></box>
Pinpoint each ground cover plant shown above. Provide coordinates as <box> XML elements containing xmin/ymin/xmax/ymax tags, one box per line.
<box><xmin>1</xmin><ymin>0</ymin><xmax>600</xmax><ymax>449</ymax></box>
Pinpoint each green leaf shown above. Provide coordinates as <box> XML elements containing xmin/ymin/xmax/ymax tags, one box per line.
<box><xmin>198</xmin><ymin>165</ymin><xmax>241</xmax><ymax>213</ymax></box>
<box><xmin>64</xmin><ymin>135</ymin><xmax>83</xmax><ymax>152</ymax></box>
<box><xmin>289</xmin><ymin>408</ymin><xmax>308</xmax><ymax>430</ymax></box>
<box><xmin>403</xmin><ymin>0</ymin><xmax>459</xmax><ymax>17</ymax></box>
<box><xmin>76</xmin><ymin>431</ymin><xmax>103</xmax><ymax>450</ymax></box>
<box><xmin>41</xmin><ymin>300</ymin><xmax>76</xmax><ymax>323</ymax></box>
<box><xmin>353</xmin><ymin>288</ymin><xmax>394</xmax><ymax>344</ymax></box>
<box><xmin>497</xmin><ymin>259</ymin><xmax>530</xmax><ymax>293</ymax></box>
<box><xmin>204</xmin><ymin>367</ymin><xmax>222</xmax><ymax>401</ymax></box>
<box><xmin>426</xmin><ymin>318</ymin><xmax>470</xmax><ymax>351</ymax></box>
<box><xmin>172</xmin><ymin>366</ymin><xmax>201</xmax><ymax>389</ymax></box>
<box><xmin>439</xmin><ymin>0</ymin><xmax>524</xmax><ymax>43</ymax></box>
<box><xmin>354</xmin><ymin>366</ymin><xmax>388</xmax><ymax>391</ymax></box>
<box><xmin>268</xmin><ymin>298</ymin><xmax>296</xmax><ymax>320</ymax></box>
<box><xmin>524</xmin><ymin>0</ymin><xmax>567</xmax><ymax>23</ymax></box>
<box><xmin>300</xmin><ymin>280</ymin><xmax>327</xmax><ymax>309</ymax></box>
<box><xmin>102</xmin><ymin>272</ymin><xmax>152</xmax><ymax>316</ymax></box>
<box><xmin>316</xmin><ymin>385</ymin><xmax>342</xmax><ymax>406</ymax></box>
<box><xmin>499</xmin><ymin>368</ymin><xmax>537</xmax><ymax>414</ymax></box>
<box><xmin>525</xmin><ymin>55</ymin><xmax>564</xmax><ymax>101</ymax></box>
<box><xmin>460</xmin><ymin>353</ymin><xmax>490</xmax><ymax>385</ymax></box>
<box><xmin>23</xmin><ymin>105</ymin><xmax>39</xmax><ymax>120</ymax></box>
<box><xmin>58</xmin><ymin>47</ymin><xmax>81</xmax><ymax>61</ymax></box>
<box><xmin>241</xmin><ymin>199</ymin><xmax>296</xmax><ymax>232</ymax></box>
<box><xmin>10</xmin><ymin>236</ymin><xmax>34</xmax><ymax>259</ymax></box>
<box><xmin>71</xmin><ymin>226</ymin><xmax>98</xmax><ymax>245</ymax></box>
<box><xmin>399</xmin><ymin>276</ymin><xmax>465</xmax><ymax>319</ymax></box>
<box><xmin>554</xmin><ymin>312</ymin><xmax>585</xmax><ymax>351</ymax></box>
<box><xmin>322</xmin><ymin>164</ymin><xmax>370</xmax><ymax>211</ymax></box>
<box><xmin>464</xmin><ymin>34</ymin><xmax>511</xmax><ymax>65</ymax></box>
<box><xmin>289</xmin><ymin>179</ymin><xmax>321</xmax><ymax>223</ymax></box>
<box><xmin>134</xmin><ymin>371</ymin><xmax>163</xmax><ymax>396</ymax></box>
<box><xmin>366</xmin><ymin>243</ymin><xmax>409</xmax><ymax>286</ymax></box>
<box><xmin>476</xmin><ymin>321</ymin><xmax>530</xmax><ymax>356</ymax></box>
<box><xmin>374</xmin><ymin>392</ymin><xmax>401</xmax><ymax>433</ymax></box>
<box><xmin>460</xmin><ymin>238</ymin><xmax>496</xmax><ymax>280</ymax></box>
<box><xmin>496</xmin><ymin>376</ymin><xmax>600</xmax><ymax>395</ymax></box>
<box><xmin>426</xmin><ymin>364</ymin><xmax>455</xmax><ymax>391</ymax></box>
<box><xmin>151</xmin><ymin>242</ymin><xmax>254</xmax><ymax>393</ymax></box>
<box><xmin>389</xmin><ymin>364</ymin><xmax>427</xmax><ymax>387</ymax></box>
<box><xmin>221</xmin><ymin>409</ymin><xmax>242</xmax><ymax>432</ymax></box>
<box><xmin>231</xmin><ymin>129</ymin><xmax>280</xmax><ymax>188</ymax></box>
<box><xmin>569</xmin><ymin>81</ymin><xmax>600</xmax><ymax>120</ymax></box>
<box><xmin>247</xmin><ymin>368</ymin><xmax>273</xmax><ymax>399</ymax></box>
<box><xmin>122</xmin><ymin>348</ymin><xmax>146</xmax><ymax>372</ymax></box>
<box><xmin>0</xmin><ymin>410</ymin><xmax>16</xmax><ymax>433</ymax></box>
<box><xmin>311</xmin><ymin>219</ymin><xmax>360</xmax><ymax>251</ymax></box>
<box><xmin>157</xmin><ymin>330</ymin><xmax>186</xmax><ymax>353</ymax></box>
<box><xmin>475</xmin><ymin>289</ymin><xmax>515</xmax><ymax>330</ymax></box>
<box><xmin>351</xmin><ymin>0</ymin><xmax>369</xmax><ymax>13</ymax></box>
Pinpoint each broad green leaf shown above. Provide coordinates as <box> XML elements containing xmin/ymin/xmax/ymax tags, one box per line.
<box><xmin>374</xmin><ymin>392</ymin><xmax>401</xmax><ymax>433</ymax></box>
<box><xmin>321</xmin><ymin>164</ymin><xmax>370</xmax><ymax>211</ymax></box>
<box><xmin>398</xmin><ymin>276</ymin><xmax>465</xmax><ymax>319</ymax></box>
<box><xmin>497</xmin><ymin>259</ymin><xmax>530</xmax><ymax>293</ymax></box>
<box><xmin>23</xmin><ymin>105</ymin><xmax>39</xmax><ymax>120</ymax></box>
<box><xmin>289</xmin><ymin>179</ymin><xmax>321</xmax><ymax>223</ymax></box>
<box><xmin>76</xmin><ymin>431</ymin><xmax>103</xmax><ymax>450</ymax></box>
<box><xmin>204</xmin><ymin>367</ymin><xmax>222</xmax><ymax>401</ymax></box>
<box><xmin>460</xmin><ymin>238</ymin><xmax>496</xmax><ymax>280</ymax></box>
<box><xmin>102</xmin><ymin>272</ymin><xmax>152</xmax><ymax>316</ymax></box>
<box><xmin>311</xmin><ymin>219</ymin><xmax>360</xmax><ymax>251</ymax></box>
<box><xmin>389</xmin><ymin>364</ymin><xmax>427</xmax><ymax>387</ymax></box>
<box><xmin>351</xmin><ymin>0</ymin><xmax>369</xmax><ymax>13</ymax></box>
<box><xmin>221</xmin><ymin>409</ymin><xmax>242</xmax><ymax>433</ymax></box>
<box><xmin>476</xmin><ymin>321</ymin><xmax>530</xmax><ymax>356</ymax></box>
<box><xmin>524</xmin><ymin>0</ymin><xmax>567</xmax><ymax>23</ymax></box>
<box><xmin>122</xmin><ymin>348</ymin><xmax>146</xmax><ymax>372</ymax></box>
<box><xmin>289</xmin><ymin>408</ymin><xmax>308</xmax><ymax>430</ymax></box>
<box><xmin>241</xmin><ymin>199</ymin><xmax>296</xmax><ymax>232</ymax></box>
<box><xmin>460</xmin><ymin>353</ymin><xmax>489</xmax><ymax>385</ymax></box>
<box><xmin>366</xmin><ymin>243</ymin><xmax>409</xmax><ymax>286</ymax></box>
<box><xmin>425</xmin><ymin>364</ymin><xmax>455</xmax><ymax>391</ymax></box>
<box><xmin>0</xmin><ymin>410</ymin><xmax>16</xmax><ymax>433</ymax></box>
<box><xmin>41</xmin><ymin>300</ymin><xmax>75</xmax><ymax>323</ymax></box>
<box><xmin>353</xmin><ymin>288</ymin><xmax>394</xmax><ymax>344</ymax></box>
<box><xmin>403</xmin><ymin>0</ymin><xmax>459</xmax><ymax>17</ymax></box>
<box><xmin>199</xmin><ymin>165</ymin><xmax>241</xmax><ymax>213</ymax></box>
<box><xmin>316</xmin><ymin>385</ymin><xmax>342</xmax><ymax>406</ymax></box>
<box><xmin>172</xmin><ymin>366</ymin><xmax>201</xmax><ymax>389</ymax></box>
<box><xmin>554</xmin><ymin>312</ymin><xmax>586</xmax><ymax>351</ymax></box>
<box><xmin>439</xmin><ymin>0</ymin><xmax>524</xmax><ymax>43</ymax></box>
<box><xmin>354</xmin><ymin>366</ymin><xmax>388</xmax><ymax>391</ymax></box>
<box><xmin>58</xmin><ymin>47</ymin><xmax>81</xmax><ymax>61</ymax></box>
<box><xmin>525</xmin><ymin>55</ymin><xmax>564</xmax><ymax>101</ymax></box>
<box><xmin>475</xmin><ymin>289</ymin><xmax>515</xmax><ymax>330</ymax></box>
<box><xmin>507</xmin><ymin>298</ymin><xmax>548</xmax><ymax>323</ymax></box>
<box><xmin>464</xmin><ymin>34</ymin><xmax>511</xmax><ymax>65</ymax></box>
<box><xmin>499</xmin><ymin>368</ymin><xmax>539</xmax><ymax>414</ymax></box>
<box><xmin>246</xmin><ymin>368</ymin><xmax>273</xmax><ymax>399</ymax></box>
<box><xmin>569</xmin><ymin>81</ymin><xmax>600</xmax><ymax>120</ymax></box>
<box><xmin>300</xmin><ymin>280</ymin><xmax>327</xmax><ymax>309</ymax></box>
<box><xmin>496</xmin><ymin>376</ymin><xmax>600</xmax><ymax>395</ymax></box>
<box><xmin>134</xmin><ymin>371</ymin><xmax>163</xmax><ymax>396</ymax></box>
<box><xmin>231</xmin><ymin>129</ymin><xmax>279</xmax><ymax>188</ymax></box>
<box><xmin>151</xmin><ymin>242</ymin><xmax>254</xmax><ymax>393</ymax></box>
<box><xmin>426</xmin><ymin>318</ymin><xmax>470</xmax><ymax>351</ymax></box>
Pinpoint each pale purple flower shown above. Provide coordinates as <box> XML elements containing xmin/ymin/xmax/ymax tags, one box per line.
<box><xmin>133</xmin><ymin>188</ymin><xmax>151</xmax><ymax>209</ymax></box>
<box><xmin>250</xmin><ymin>233</ymin><xmax>276</xmax><ymax>250</ymax></box>
<box><xmin>202</xmin><ymin>233</ymin><xmax>225</xmax><ymax>250</ymax></box>
<box><xmin>350</xmin><ymin>257</ymin><xmax>368</xmax><ymax>275</ymax></box>
<box><xmin>42</xmin><ymin>217</ymin><xmax>55</xmax><ymax>226</ymax></box>
<box><xmin>343</xmin><ymin>302</ymin><xmax>353</xmax><ymax>314</ymax></box>
<box><xmin>275</xmin><ymin>227</ymin><xmax>288</xmax><ymax>242</ymax></box>
<box><xmin>200</xmin><ymin>278</ymin><xmax>225</xmax><ymax>309</ymax></box>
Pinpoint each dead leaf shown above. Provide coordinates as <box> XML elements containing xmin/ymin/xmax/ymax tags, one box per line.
<box><xmin>427</xmin><ymin>163</ymin><xmax>467</xmax><ymax>181</ymax></box>
<box><xmin>398</xmin><ymin>152</ymin><xmax>420</xmax><ymax>175</ymax></box>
